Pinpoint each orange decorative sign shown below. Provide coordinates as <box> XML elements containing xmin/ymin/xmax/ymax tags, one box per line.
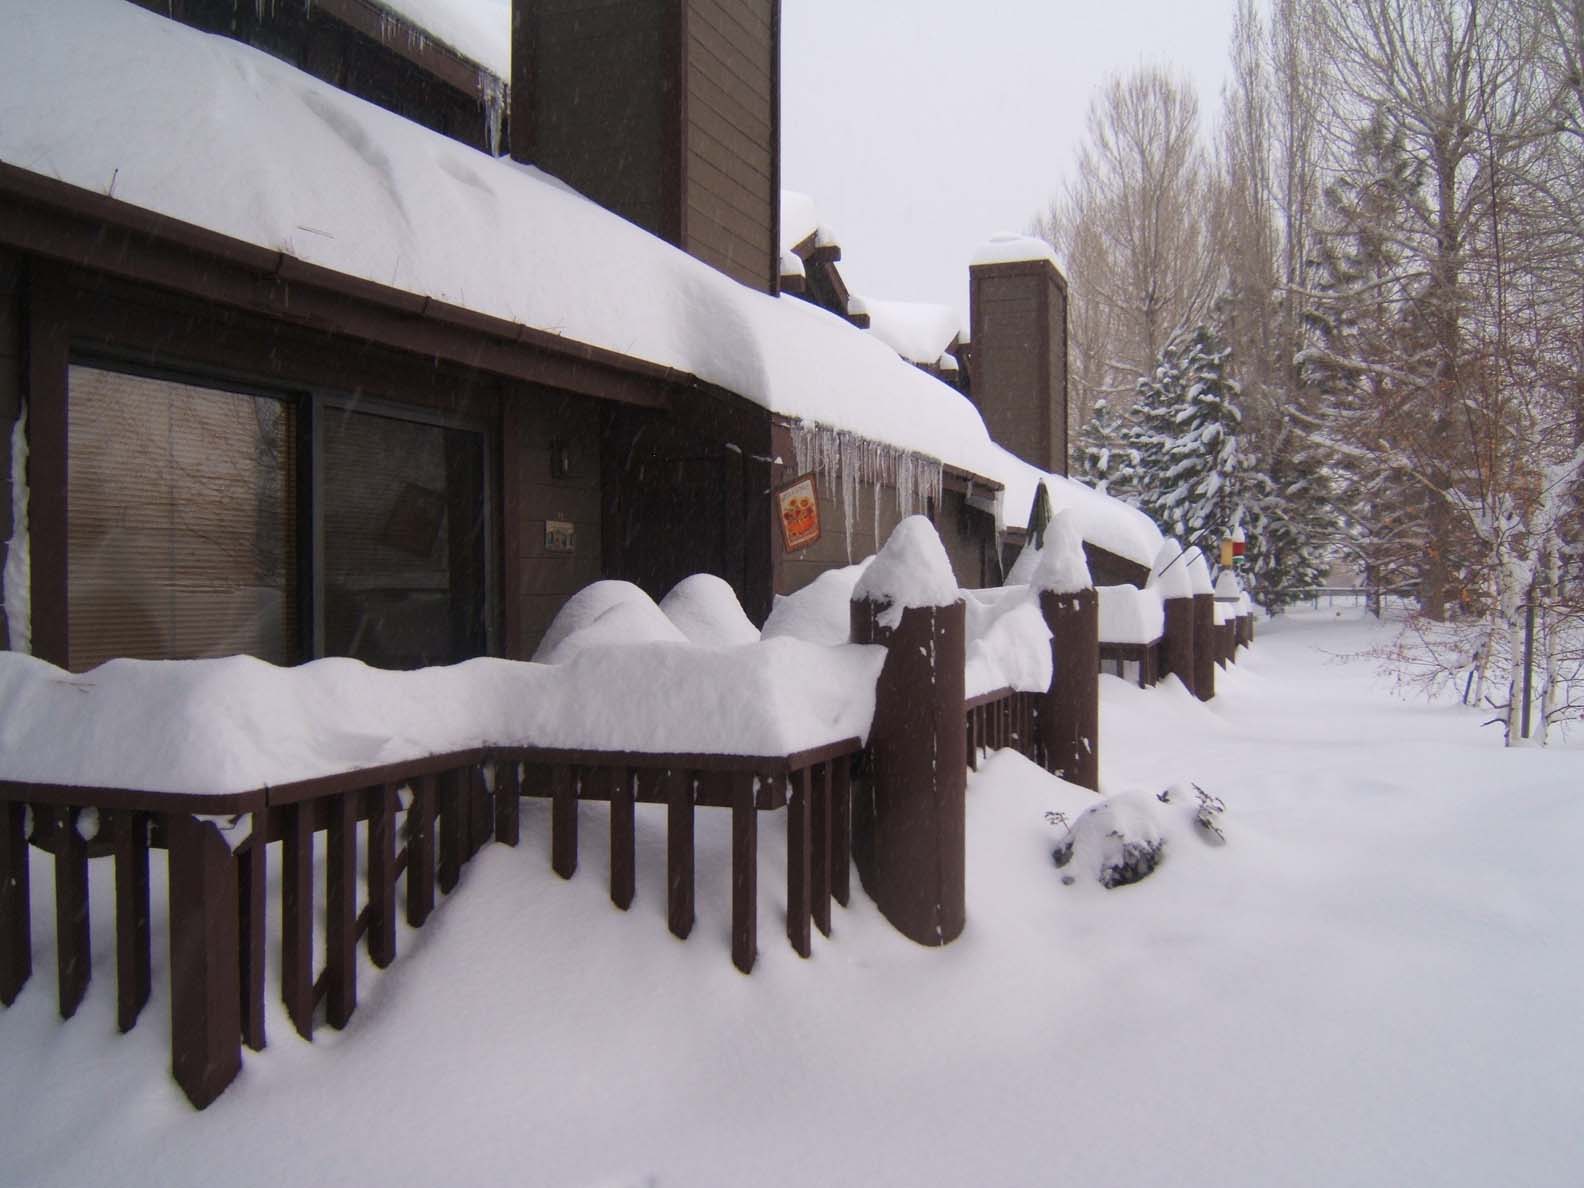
<box><xmin>776</xmin><ymin>473</ymin><xmax>822</xmax><ymax>552</ymax></box>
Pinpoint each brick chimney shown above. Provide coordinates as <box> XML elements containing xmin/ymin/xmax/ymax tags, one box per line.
<box><xmin>511</xmin><ymin>0</ymin><xmax>780</xmax><ymax>295</ymax></box>
<box><xmin>967</xmin><ymin>235</ymin><xmax>1069</xmax><ymax>476</ymax></box>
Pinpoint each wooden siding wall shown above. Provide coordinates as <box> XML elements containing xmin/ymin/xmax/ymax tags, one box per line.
<box><xmin>603</xmin><ymin>387</ymin><xmax>774</xmax><ymax>624</ymax></box>
<box><xmin>938</xmin><ymin>490</ymin><xmax>998</xmax><ymax>590</ymax></box>
<box><xmin>501</xmin><ymin>386</ymin><xmax>604</xmax><ymax>659</ymax></box>
<box><xmin>683</xmin><ymin>0</ymin><xmax>778</xmax><ymax>292</ymax></box>
<box><xmin>0</xmin><ymin>250</ymin><xmax>18</xmax><ymax>650</ymax></box>
<box><xmin>968</xmin><ymin>260</ymin><xmax>1069</xmax><ymax>477</ymax></box>
<box><xmin>514</xmin><ymin>0</ymin><xmax>676</xmax><ymax>243</ymax></box>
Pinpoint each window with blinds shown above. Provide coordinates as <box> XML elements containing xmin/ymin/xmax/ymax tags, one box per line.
<box><xmin>66</xmin><ymin>365</ymin><xmax>296</xmax><ymax>671</ymax></box>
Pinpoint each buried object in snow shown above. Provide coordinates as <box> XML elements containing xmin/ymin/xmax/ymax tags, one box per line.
<box><xmin>1049</xmin><ymin>783</ymin><xmax>1228</xmax><ymax>888</ymax></box>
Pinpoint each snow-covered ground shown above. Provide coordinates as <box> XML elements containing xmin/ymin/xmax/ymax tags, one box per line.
<box><xmin>3</xmin><ymin>607</ymin><xmax>1581</xmax><ymax>1187</ymax></box>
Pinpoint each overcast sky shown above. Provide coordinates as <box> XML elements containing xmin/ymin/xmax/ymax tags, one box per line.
<box><xmin>780</xmin><ymin>0</ymin><xmax>1238</xmax><ymax>326</ymax></box>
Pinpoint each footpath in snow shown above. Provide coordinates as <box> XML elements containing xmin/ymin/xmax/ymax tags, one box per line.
<box><xmin>2</xmin><ymin>608</ymin><xmax>1580</xmax><ymax>1188</ymax></box>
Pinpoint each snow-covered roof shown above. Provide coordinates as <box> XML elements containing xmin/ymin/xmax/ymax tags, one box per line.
<box><xmin>0</xmin><ymin>0</ymin><xmax>1155</xmax><ymax>562</ymax></box>
<box><xmin>375</xmin><ymin>0</ymin><xmax>510</xmax><ymax>78</ymax></box>
<box><xmin>862</xmin><ymin>299</ymin><xmax>964</xmax><ymax>367</ymax></box>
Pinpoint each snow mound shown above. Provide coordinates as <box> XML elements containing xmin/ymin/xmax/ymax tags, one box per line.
<box><xmin>963</xmin><ymin>588</ymin><xmax>1052</xmax><ymax>698</ymax></box>
<box><xmin>863</xmin><ymin>299</ymin><xmax>963</xmax><ymax>366</ymax></box>
<box><xmin>1184</xmin><ymin>547</ymin><xmax>1214</xmax><ymax>596</ymax></box>
<box><xmin>1051</xmin><ymin>791</ymin><xmax>1165</xmax><ymax>888</ymax></box>
<box><xmin>851</xmin><ymin>516</ymin><xmax>960</xmax><ymax>629</ymax></box>
<box><xmin>1030</xmin><ymin>512</ymin><xmax>1092</xmax><ymax>595</ymax></box>
<box><xmin>1149</xmin><ymin>539</ymin><xmax>1195</xmax><ymax>600</ymax></box>
<box><xmin>659</xmin><ymin>575</ymin><xmax>761</xmax><ymax>646</ymax></box>
<box><xmin>1214</xmin><ymin>569</ymin><xmax>1243</xmax><ymax>600</ymax></box>
<box><xmin>533</xmin><ymin>581</ymin><xmax>686</xmax><ymax>664</ymax></box>
<box><xmin>760</xmin><ymin>562</ymin><xmax>870</xmax><ymax>646</ymax></box>
<box><xmin>1097</xmin><ymin>584</ymin><xmax>1164</xmax><ymax>645</ymax></box>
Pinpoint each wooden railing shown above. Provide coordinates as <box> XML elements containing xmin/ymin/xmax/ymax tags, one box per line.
<box><xmin>0</xmin><ymin>737</ymin><xmax>861</xmax><ymax>1110</ymax></box>
<box><xmin>963</xmin><ymin>688</ymin><xmax>1040</xmax><ymax>771</ymax></box>
<box><xmin>1099</xmin><ymin>639</ymin><xmax>1163</xmax><ymax>688</ymax></box>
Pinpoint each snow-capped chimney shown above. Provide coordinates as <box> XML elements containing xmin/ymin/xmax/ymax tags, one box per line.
<box><xmin>511</xmin><ymin>0</ymin><xmax>781</xmax><ymax>295</ymax></box>
<box><xmin>967</xmin><ymin>234</ymin><xmax>1070</xmax><ymax>476</ymax></box>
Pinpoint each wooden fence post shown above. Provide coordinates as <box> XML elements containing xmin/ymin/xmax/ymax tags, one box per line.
<box><xmin>1186</xmin><ymin>547</ymin><xmax>1216</xmax><ymax>702</ymax></box>
<box><xmin>52</xmin><ymin>806</ymin><xmax>89</xmax><ymax>1020</ymax></box>
<box><xmin>849</xmin><ymin>519</ymin><xmax>967</xmax><ymax>948</ymax></box>
<box><xmin>166</xmin><ymin>814</ymin><xmax>242</xmax><ymax>1110</ymax></box>
<box><xmin>1033</xmin><ymin>514</ymin><xmax>1100</xmax><ymax>791</ymax></box>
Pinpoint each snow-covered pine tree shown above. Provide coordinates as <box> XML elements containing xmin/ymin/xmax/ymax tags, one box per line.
<box><xmin>1075</xmin><ymin>398</ymin><xmax>1138</xmax><ymax>501</ymax></box>
<box><xmin>1130</xmin><ymin>326</ymin><xmax>1244</xmax><ymax>550</ymax></box>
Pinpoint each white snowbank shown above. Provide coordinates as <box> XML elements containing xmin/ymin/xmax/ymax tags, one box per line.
<box><xmin>1030</xmin><ymin>512</ymin><xmax>1092</xmax><ymax>595</ymax></box>
<box><xmin>780</xmin><ymin>189</ymin><xmax>821</xmax><ymax>253</ymax></box>
<box><xmin>1149</xmin><ymin>540</ymin><xmax>1195</xmax><ymax>600</ymax></box>
<box><xmin>1213</xmin><ymin>601</ymin><xmax>1235</xmax><ymax>626</ymax></box>
<box><xmin>659</xmin><ymin>574</ymin><xmax>761</xmax><ymax>646</ymax></box>
<box><xmin>1214</xmin><ymin>569</ymin><xmax>1243</xmax><ymax>600</ymax></box>
<box><xmin>1097</xmin><ymin>584</ymin><xmax>1164</xmax><ymax>645</ymax></box>
<box><xmin>532</xmin><ymin>581</ymin><xmax>686</xmax><ymax>664</ymax></box>
<box><xmin>0</xmin><ymin>0</ymin><xmax>1150</xmax><ymax>553</ymax></box>
<box><xmin>1184</xmin><ymin>547</ymin><xmax>1214</xmax><ymax>596</ymax></box>
<box><xmin>851</xmin><ymin>516</ymin><xmax>961</xmax><ymax>628</ymax></box>
<box><xmin>963</xmin><ymin>589</ymin><xmax>1051</xmax><ymax>699</ymax></box>
<box><xmin>760</xmin><ymin>563</ymin><xmax>868</xmax><ymax>646</ymax></box>
<box><xmin>0</xmin><ymin>638</ymin><xmax>885</xmax><ymax>795</ymax></box>
<box><xmin>970</xmin><ymin>232</ymin><xmax>1062</xmax><ymax>270</ymax></box>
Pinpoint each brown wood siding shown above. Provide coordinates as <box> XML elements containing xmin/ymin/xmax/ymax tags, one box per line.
<box><xmin>0</xmin><ymin>249</ymin><xmax>19</xmax><ymax>650</ymax></box>
<box><xmin>684</xmin><ymin>0</ymin><xmax>776</xmax><ymax>292</ymax></box>
<box><xmin>969</xmin><ymin>260</ymin><xmax>1068</xmax><ymax>477</ymax></box>
<box><xmin>516</xmin><ymin>0</ymin><xmax>677</xmax><ymax>242</ymax></box>
<box><xmin>501</xmin><ymin>385</ymin><xmax>604</xmax><ymax>658</ymax></box>
<box><xmin>938</xmin><ymin>490</ymin><xmax>996</xmax><ymax>590</ymax></box>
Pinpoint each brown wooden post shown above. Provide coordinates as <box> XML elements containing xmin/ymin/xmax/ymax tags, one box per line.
<box><xmin>110</xmin><ymin>810</ymin><xmax>152</xmax><ymax>1034</ymax></box>
<box><xmin>551</xmin><ymin>765</ymin><xmax>578</xmax><ymax>879</ymax></box>
<box><xmin>237</xmin><ymin>812</ymin><xmax>266</xmax><ymax>1050</ymax></box>
<box><xmin>494</xmin><ymin>761</ymin><xmax>521</xmax><ymax>847</ymax></box>
<box><xmin>786</xmin><ymin>766</ymin><xmax>811</xmax><ymax>958</ymax></box>
<box><xmin>1192</xmin><ymin>593</ymin><xmax>1216</xmax><ymax>700</ymax></box>
<box><xmin>407</xmin><ymin>777</ymin><xmax>436</xmax><ymax>927</ymax></box>
<box><xmin>166</xmin><ymin>814</ymin><xmax>242</xmax><ymax>1110</ymax></box>
<box><xmin>52</xmin><ymin>806</ymin><xmax>89</xmax><ymax>1020</ymax></box>
<box><xmin>811</xmin><ymin>763</ymin><xmax>832</xmax><ymax>938</ymax></box>
<box><xmin>325</xmin><ymin>792</ymin><xmax>357</xmax><ymax>1030</ymax></box>
<box><xmin>1162</xmin><ymin>597</ymin><xmax>1197</xmax><ymax>696</ymax></box>
<box><xmin>666</xmin><ymin>769</ymin><xmax>694</xmax><ymax>940</ymax></box>
<box><xmin>730</xmin><ymin>771</ymin><xmax>757</xmax><ymax>974</ymax></box>
<box><xmin>437</xmin><ymin>767</ymin><xmax>467</xmax><ymax>894</ymax></box>
<box><xmin>281</xmin><ymin>802</ymin><xmax>314</xmax><ymax>1041</ymax></box>
<box><xmin>0</xmin><ymin>798</ymin><xmax>30</xmax><ymax>1006</ymax></box>
<box><xmin>366</xmin><ymin>787</ymin><xmax>397</xmax><ymax>968</ymax></box>
<box><xmin>1038</xmin><ymin>587</ymin><xmax>1100</xmax><ymax>791</ymax></box>
<box><xmin>610</xmin><ymin>767</ymin><xmax>635</xmax><ymax>911</ymax></box>
<box><xmin>849</xmin><ymin>587</ymin><xmax>967</xmax><ymax>948</ymax></box>
<box><xmin>831</xmin><ymin>757</ymin><xmax>852</xmax><ymax>908</ymax></box>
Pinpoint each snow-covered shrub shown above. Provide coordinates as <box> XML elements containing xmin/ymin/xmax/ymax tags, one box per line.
<box><xmin>1050</xmin><ymin>792</ymin><xmax>1166</xmax><ymax>888</ymax></box>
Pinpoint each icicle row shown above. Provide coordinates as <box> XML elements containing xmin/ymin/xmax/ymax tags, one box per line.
<box><xmin>789</xmin><ymin>423</ymin><xmax>944</xmax><ymax>563</ymax></box>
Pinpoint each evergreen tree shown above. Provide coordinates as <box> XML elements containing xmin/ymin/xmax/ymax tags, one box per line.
<box><xmin>1075</xmin><ymin>398</ymin><xmax>1138</xmax><ymax>501</ymax></box>
<box><xmin>1130</xmin><ymin>326</ymin><xmax>1244</xmax><ymax>547</ymax></box>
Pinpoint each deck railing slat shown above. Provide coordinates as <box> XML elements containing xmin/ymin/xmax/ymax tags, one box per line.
<box><xmin>111</xmin><ymin>810</ymin><xmax>152</xmax><ymax>1034</ymax></box>
<box><xmin>281</xmin><ymin>802</ymin><xmax>315</xmax><ymax>1041</ymax></box>
<box><xmin>406</xmin><ymin>775</ymin><xmax>437</xmax><ymax>928</ymax></box>
<box><xmin>238</xmin><ymin>812</ymin><xmax>266</xmax><ymax>1051</ymax></box>
<box><xmin>325</xmin><ymin>791</ymin><xmax>357</xmax><ymax>1030</ymax></box>
<box><xmin>494</xmin><ymin>762</ymin><xmax>521</xmax><ymax>848</ymax></box>
<box><xmin>52</xmin><ymin>807</ymin><xmax>89</xmax><ymax>1020</ymax></box>
<box><xmin>366</xmin><ymin>786</ymin><xmax>396</xmax><ymax>968</ymax></box>
<box><xmin>0</xmin><ymin>798</ymin><xmax>29</xmax><ymax>1006</ymax></box>
<box><xmin>166</xmin><ymin>815</ymin><xmax>241</xmax><ymax>1111</ymax></box>
<box><xmin>831</xmin><ymin>759</ymin><xmax>852</xmax><ymax>908</ymax></box>
<box><xmin>730</xmin><ymin>772</ymin><xmax>757</xmax><ymax>974</ymax></box>
<box><xmin>551</xmin><ymin>765</ymin><xmax>577</xmax><ymax>879</ymax></box>
<box><xmin>811</xmin><ymin>763</ymin><xmax>832</xmax><ymax>939</ymax></box>
<box><xmin>437</xmin><ymin>769</ymin><xmax>467</xmax><ymax>895</ymax></box>
<box><xmin>787</xmin><ymin>768</ymin><xmax>811</xmax><ymax>958</ymax></box>
<box><xmin>666</xmin><ymin>769</ymin><xmax>695</xmax><ymax>940</ymax></box>
<box><xmin>609</xmin><ymin>767</ymin><xmax>635</xmax><ymax>911</ymax></box>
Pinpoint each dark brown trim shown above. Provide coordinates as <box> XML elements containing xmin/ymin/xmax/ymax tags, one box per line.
<box><xmin>24</xmin><ymin>260</ymin><xmax>68</xmax><ymax>668</ymax></box>
<box><xmin>768</xmin><ymin>0</ymin><xmax>782</xmax><ymax>297</ymax></box>
<box><xmin>0</xmin><ymin>164</ymin><xmax>677</xmax><ymax>409</ymax></box>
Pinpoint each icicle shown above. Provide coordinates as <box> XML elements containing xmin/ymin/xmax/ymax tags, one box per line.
<box><xmin>788</xmin><ymin>421</ymin><xmax>944</xmax><ymax>563</ymax></box>
<box><xmin>480</xmin><ymin>72</ymin><xmax>506</xmax><ymax>157</ymax></box>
